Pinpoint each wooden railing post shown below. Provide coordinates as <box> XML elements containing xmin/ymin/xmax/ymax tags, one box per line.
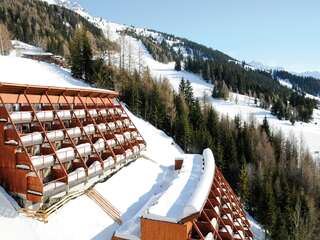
<box><xmin>43</xmin><ymin>92</ymin><xmax>88</xmax><ymax>177</ymax></box>
<box><xmin>61</xmin><ymin>93</ymin><xmax>106</xmax><ymax>167</ymax></box>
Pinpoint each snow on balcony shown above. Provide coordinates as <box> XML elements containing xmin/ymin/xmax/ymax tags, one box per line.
<box><xmin>21</xmin><ymin>132</ymin><xmax>43</xmax><ymax>146</ymax></box>
<box><xmin>143</xmin><ymin>148</ymin><xmax>215</xmax><ymax>223</ymax></box>
<box><xmin>10</xmin><ymin>111</ymin><xmax>33</xmax><ymax>124</ymax></box>
<box><xmin>36</xmin><ymin>111</ymin><xmax>54</xmax><ymax>122</ymax></box>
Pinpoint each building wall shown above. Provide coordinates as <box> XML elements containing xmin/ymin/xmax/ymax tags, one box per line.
<box><xmin>141</xmin><ymin>218</ymin><xmax>189</xmax><ymax>240</ymax></box>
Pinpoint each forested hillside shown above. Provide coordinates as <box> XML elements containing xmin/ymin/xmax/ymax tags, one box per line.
<box><xmin>123</xmin><ymin>28</ymin><xmax>233</xmax><ymax>63</ymax></box>
<box><xmin>184</xmin><ymin>58</ymin><xmax>317</xmax><ymax>122</ymax></box>
<box><xmin>1</xmin><ymin>1</ymin><xmax>319</xmax><ymax>239</ymax></box>
<box><xmin>124</xmin><ymin>29</ymin><xmax>317</xmax><ymax>123</ymax></box>
<box><xmin>95</xmin><ymin>63</ymin><xmax>320</xmax><ymax>240</ymax></box>
<box><xmin>0</xmin><ymin>0</ymin><xmax>117</xmax><ymax>56</ymax></box>
<box><xmin>274</xmin><ymin>70</ymin><xmax>320</xmax><ymax>96</ymax></box>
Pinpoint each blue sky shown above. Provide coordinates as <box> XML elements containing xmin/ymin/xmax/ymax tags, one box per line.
<box><xmin>78</xmin><ymin>0</ymin><xmax>320</xmax><ymax>72</ymax></box>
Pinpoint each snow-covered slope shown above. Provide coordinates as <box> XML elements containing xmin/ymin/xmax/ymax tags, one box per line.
<box><xmin>0</xmin><ymin>109</ymin><xmax>183</xmax><ymax>240</ymax></box>
<box><xmin>247</xmin><ymin>61</ymin><xmax>284</xmax><ymax>72</ymax></box>
<box><xmin>0</xmin><ymin>55</ymin><xmax>184</xmax><ymax>239</ymax></box>
<box><xmin>41</xmin><ymin>0</ymin><xmax>81</xmax><ymax>10</ymax></box>
<box><xmin>296</xmin><ymin>71</ymin><xmax>320</xmax><ymax>80</ymax></box>
<box><xmin>39</xmin><ymin>0</ymin><xmax>320</xmax><ymax>229</ymax></box>
<box><xmin>0</xmin><ymin>56</ymin><xmax>89</xmax><ymax>88</ymax></box>
<box><xmin>106</xmin><ymin>32</ymin><xmax>320</xmax><ymax>160</ymax></box>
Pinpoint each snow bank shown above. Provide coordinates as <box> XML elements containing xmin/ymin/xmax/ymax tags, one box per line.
<box><xmin>143</xmin><ymin>154</ymin><xmax>203</xmax><ymax>223</ymax></box>
<box><xmin>0</xmin><ymin>104</ymin><xmax>183</xmax><ymax>240</ymax></box>
<box><xmin>0</xmin><ymin>56</ymin><xmax>90</xmax><ymax>89</ymax></box>
<box><xmin>183</xmin><ymin>148</ymin><xmax>215</xmax><ymax>218</ymax></box>
<box><xmin>143</xmin><ymin>148</ymin><xmax>215</xmax><ymax>223</ymax></box>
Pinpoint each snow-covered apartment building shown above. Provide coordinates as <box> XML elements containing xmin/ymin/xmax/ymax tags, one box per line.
<box><xmin>0</xmin><ymin>82</ymin><xmax>253</xmax><ymax>240</ymax></box>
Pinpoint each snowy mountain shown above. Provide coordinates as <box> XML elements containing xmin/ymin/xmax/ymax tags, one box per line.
<box><xmin>41</xmin><ymin>0</ymin><xmax>81</xmax><ymax>10</ymax></box>
<box><xmin>2</xmin><ymin>2</ymin><xmax>319</xmax><ymax>239</ymax></box>
<box><xmin>247</xmin><ymin>60</ymin><xmax>284</xmax><ymax>72</ymax></box>
<box><xmin>38</xmin><ymin>0</ymin><xmax>320</xmax><ymax>158</ymax></box>
<box><xmin>40</xmin><ymin>0</ymin><xmax>93</xmax><ymax>20</ymax></box>
<box><xmin>298</xmin><ymin>71</ymin><xmax>320</xmax><ymax>80</ymax></box>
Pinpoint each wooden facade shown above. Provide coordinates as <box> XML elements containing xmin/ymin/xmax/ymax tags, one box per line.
<box><xmin>0</xmin><ymin>83</ymin><xmax>146</xmax><ymax>207</ymax></box>
<box><xmin>141</xmin><ymin>218</ymin><xmax>192</xmax><ymax>240</ymax></box>
<box><xmin>115</xmin><ymin>167</ymin><xmax>254</xmax><ymax>240</ymax></box>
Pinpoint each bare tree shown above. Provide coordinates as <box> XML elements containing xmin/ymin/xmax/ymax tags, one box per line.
<box><xmin>0</xmin><ymin>24</ymin><xmax>12</xmax><ymax>55</ymax></box>
<box><xmin>119</xmin><ymin>32</ymin><xmax>126</xmax><ymax>70</ymax></box>
<box><xmin>127</xmin><ymin>40</ymin><xmax>132</xmax><ymax>72</ymax></box>
<box><xmin>104</xmin><ymin>24</ymin><xmax>113</xmax><ymax>65</ymax></box>
<box><xmin>137</xmin><ymin>41</ymin><xmax>145</xmax><ymax>75</ymax></box>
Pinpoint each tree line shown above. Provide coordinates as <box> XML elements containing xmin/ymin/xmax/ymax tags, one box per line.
<box><xmin>124</xmin><ymin>29</ymin><xmax>318</xmax><ymax>123</ymax></box>
<box><xmin>0</xmin><ymin>0</ymin><xmax>116</xmax><ymax>56</ymax></box>
<box><xmin>184</xmin><ymin>58</ymin><xmax>317</xmax><ymax>123</ymax></box>
<box><xmin>273</xmin><ymin>70</ymin><xmax>320</xmax><ymax>97</ymax></box>
<box><xmin>69</xmin><ymin>24</ymin><xmax>320</xmax><ymax>240</ymax></box>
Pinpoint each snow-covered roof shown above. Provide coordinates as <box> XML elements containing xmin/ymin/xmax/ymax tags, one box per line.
<box><xmin>143</xmin><ymin>148</ymin><xmax>215</xmax><ymax>223</ymax></box>
<box><xmin>22</xmin><ymin>52</ymin><xmax>53</xmax><ymax>57</ymax></box>
<box><xmin>11</xmin><ymin>40</ymin><xmax>44</xmax><ymax>53</ymax></box>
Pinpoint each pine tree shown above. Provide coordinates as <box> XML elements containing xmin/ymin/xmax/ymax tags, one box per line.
<box><xmin>174</xmin><ymin>58</ymin><xmax>182</xmax><ymax>71</ymax></box>
<box><xmin>189</xmin><ymin>99</ymin><xmax>203</xmax><ymax>130</ymax></box>
<box><xmin>206</xmin><ymin>107</ymin><xmax>219</xmax><ymax>144</ymax></box>
<box><xmin>70</xmin><ymin>28</ymin><xmax>84</xmax><ymax>79</ymax></box>
<box><xmin>261</xmin><ymin>116</ymin><xmax>271</xmax><ymax>138</ymax></box>
<box><xmin>175</xmin><ymin>95</ymin><xmax>191</xmax><ymax>152</ymax></box>
<box><xmin>69</xmin><ymin>27</ymin><xmax>94</xmax><ymax>83</ymax></box>
<box><xmin>239</xmin><ymin>160</ymin><xmax>249</xmax><ymax>208</ymax></box>
<box><xmin>264</xmin><ymin>179</ymin><xmax>277</xmax><ymax>235</ymax></box>
<box><xmin>212</xmin><ymin>80</ymin><xmax>229</xmax><ymax>100</ymax></box>
<box><xmin>184</xmin><ymin>80</ymin><xmax>194</xmax><ymax>106</ymax></box>
<box><xmin>82</xmin><ymin>30</ymin><xmax>93</xmax><ymax>82</ymax></box>
<box><xmin>179</xmin><ymin>78</ymin><xmax>186</xmax><ymax>95</ymax></box>
<box><xmin>94</xmin><ymin>58</ymin><xmax>115</xmax><ymax>90</ymax></box>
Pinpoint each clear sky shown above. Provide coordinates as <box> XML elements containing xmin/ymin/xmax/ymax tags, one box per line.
<box><xmin>78</xmin><ymin>0</ymin><xmax>320</xmax><ymax>72</ymax></box>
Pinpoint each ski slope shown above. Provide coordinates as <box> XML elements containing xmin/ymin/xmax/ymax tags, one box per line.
<box><xmin>39</xmin><ymin>0</ymin><xmax>320</xmax><ymax>160</ymax></box>
<box><xmin>73</xmin><ymin>11</ymin><xmax>320</xmax><ymax>160</ymax></box>
<box><xmin>108</xmin><ymin>32</ymin><xmax>320</xmax><ymax>159</ymax></box>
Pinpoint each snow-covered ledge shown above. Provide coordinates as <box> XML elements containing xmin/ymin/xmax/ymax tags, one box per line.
<box><xmin>143</xmin><ymin>148</ymin><xmax>215</xmax><ymax>223</ymax></box>
<box><xmin>182</xmin><ymin>148</ymin><xmax>215</xmax><ymax>219</ymax></box>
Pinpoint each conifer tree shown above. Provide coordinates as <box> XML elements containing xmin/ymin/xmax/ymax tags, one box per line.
<box><xmin>94</xmin><ymin>58</ymin><xmax>115</xmax><ymax>90</ymax></box>
<box><xmin>189</xmin><ymin>99</ymin><xmax>203</xmax><ymax>130</ymax></box>
<box><xmin>206</xmin><ymin>107</ymin><xmax>219</xmax><ymax>144</ymax></box>
<box><xmin>184</xmin><ymin>80</ymin><xmax>194</xmax><ymax>106</ymax></box>
<box><xmin>264</xmin><ymin>179</ymin><xmax>277</xmax><ymax>235</ymax></box>
<box><xmin>212</xmin><ymin>80</ymin><xmax>229</xmax><ymax>100</ymax></box>
<box><xmin>239</xmin><ymin>161</ymin><xmax>249</xmax><ymax>208</ymax></box>
<box><xmin>175</xmin><ymin>95</ymin><xmax>191</xmax><ymax>152</ymax></box>
<box><xmin>69</xmin><ymin>27</ymin><xmax>94</xmax><ymax>83</ymax></box>
<box><xmin>82</xmin><ymin>30</ymin><xmax>93</xmax><ymax>82</ymax></box>
<box><xmin>261</xmin><ymin>116</ymin><xmax>271</xmax><ymax>138</ymax></box>
<box><xmin>174</xmin><ymin>58</ymin><xmax>182</xmax><ymax>71</ymax></box>
<box><xmin>70</xmin><ymin>28</ymin><xmax>84</xmax><ymax>79</ymax></box>
<box><xmin>179</xmin><ymin>78</ymin><xmax>186</xmax><ymax>95</ymax></box>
